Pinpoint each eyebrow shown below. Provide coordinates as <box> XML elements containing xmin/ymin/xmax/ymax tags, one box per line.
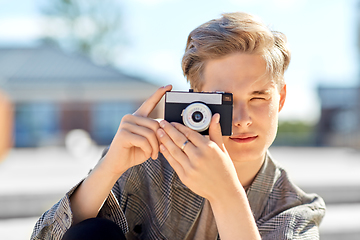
<box><xmin>251</xmin><ymin>89</ymin><xmax>272</xmax><ymax>95</ymax></box>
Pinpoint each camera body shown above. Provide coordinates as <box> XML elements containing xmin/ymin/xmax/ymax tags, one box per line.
<box><xmin>164</xmin><ymin>90</ymin><xmax>233</xmax><ymax>136</ymax></box>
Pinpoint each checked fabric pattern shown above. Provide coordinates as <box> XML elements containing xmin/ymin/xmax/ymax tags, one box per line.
<box><xmin>31</xmin><ymin>152</ymin><xmax>325</xmax><ymax>240</ymax></box>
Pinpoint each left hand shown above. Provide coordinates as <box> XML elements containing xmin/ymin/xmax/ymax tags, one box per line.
<box><xmin>157</xmin><ymin>114</ymin><xmax>241</xmax><ymax>202</ymax></box>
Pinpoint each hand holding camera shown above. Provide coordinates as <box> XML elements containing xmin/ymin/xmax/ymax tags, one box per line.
<box><xmin>103</xmin><ymin>87</ymin><xmax>233</xmax><ymax>178</ymax></box>
<box><xmin>102</xmin><ymin>85</ymin><xmax>173</xmax><ymax>177</ymax></box>
<box><xmin>157</xmin><ymin>90</ymin><xmax>238</xmax><ymax>200</ymax></box>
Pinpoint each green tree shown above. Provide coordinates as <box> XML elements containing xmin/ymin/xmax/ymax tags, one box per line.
<box><xmin>274</xmin><ymin>121</ymin><xmax>316</xmax><ymax>146</ymax></box>
<box><xmin>40</xmin><ymin>0</ymin><xmax>124</xmax><ymax>65</ymax></box>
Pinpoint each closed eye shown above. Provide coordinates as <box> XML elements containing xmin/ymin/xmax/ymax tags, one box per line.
<box><xmin>250</xmin><ymin>97</ymin><xmax>266</xmax><ymax>101</ymax></box>
<box><xmin>250</xmin><ymin>89</ymin><xmax>271</xmax><ymax>100</ymax></box>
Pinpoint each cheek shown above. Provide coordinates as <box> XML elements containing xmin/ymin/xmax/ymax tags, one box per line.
<box><xmin>264</xmin><ymin>102</ymin><xmax>279</xmax><ymax>141</ymax></box>
<box><xmin>253</xmin><ymin>101</ymin><xmax>278</xmax><ymax>121</ymax></box>
<box><xmin>254</xmin><ymin>101</ymin><xmax>279</xmax><ymax>137</ymax></box>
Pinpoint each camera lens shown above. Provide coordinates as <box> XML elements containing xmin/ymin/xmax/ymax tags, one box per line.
<box><xmin>182</xmin><ymin>102</ymin><xmax>212</xmax><ymax>132</ymax></box>
<box><xmin>192</xmin><ymin>111</ymin><xmax>203</xmax><ymax>123</ymax></box>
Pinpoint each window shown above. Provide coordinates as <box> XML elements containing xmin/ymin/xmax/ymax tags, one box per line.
<box><xmin>91</xmin><ymin>102</ymin><xmax>137</xmax><ymax>145</ymax></box>
<box><xmin>15</xmin><ymin>102</ymin><xmax>60</xmax><ymax>147</ymax></box>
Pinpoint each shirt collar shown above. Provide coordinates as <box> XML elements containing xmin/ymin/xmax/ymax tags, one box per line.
<box><xmin>246</xmin><ymin>151</ymin><xmax>279</xmax><ymax>221</ymax></box>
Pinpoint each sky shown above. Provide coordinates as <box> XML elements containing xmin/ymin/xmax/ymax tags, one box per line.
<box><xmin>0</xmin><ymin>0</ymin><xmax>359</xmax><ymax>123</ymax></box>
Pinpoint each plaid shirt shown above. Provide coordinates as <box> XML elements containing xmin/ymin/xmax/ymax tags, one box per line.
<box><xmin>31</xmin><ymin>151</ymin><xmax>325</xmax><ymax>240</ymax></box>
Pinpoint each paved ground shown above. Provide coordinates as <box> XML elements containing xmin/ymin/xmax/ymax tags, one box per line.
<box><xmin>0</xmin><ymin>146</ymin><xmax>359</xmax><ymax>239</ymax></box>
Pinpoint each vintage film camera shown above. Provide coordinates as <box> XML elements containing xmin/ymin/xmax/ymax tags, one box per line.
<box><xmin>164</xmin><ymin>90</ymin><xmax>233</xmax><ymax>136</ymax></box>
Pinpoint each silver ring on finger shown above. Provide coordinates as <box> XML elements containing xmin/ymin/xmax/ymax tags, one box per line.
<box><xmin>181</xmin><ymin>140</ymin><xmax>189</xmax><ymax>151</ymax></box>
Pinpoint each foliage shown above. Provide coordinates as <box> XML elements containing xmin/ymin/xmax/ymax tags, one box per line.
<box><xmin>40</xmin><ymin>0</ymin><xmax>124</xmax><ymax>65</ymax></box>
<box><xmin>273</xmin><ymin>121</ymin><xmax>317</xmax><ymax>146</ymax></box>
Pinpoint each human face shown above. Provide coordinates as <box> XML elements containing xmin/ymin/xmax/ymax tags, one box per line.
<box><xmin>201</xmin><ymin>53</ymin><xmax>286</xmax><ymax>163</ymax></box>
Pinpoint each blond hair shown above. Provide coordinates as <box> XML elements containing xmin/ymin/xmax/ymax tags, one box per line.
<box><xmin>182</xmin><ymin>12</ymin><xmax>291</xmax><ymax>91</ymax></box>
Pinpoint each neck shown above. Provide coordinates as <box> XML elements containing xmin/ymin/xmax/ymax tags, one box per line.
<box><xmin>233</xmin><ymin>154</ymin><xmax>266</xmax><ymax>189</ymax></box>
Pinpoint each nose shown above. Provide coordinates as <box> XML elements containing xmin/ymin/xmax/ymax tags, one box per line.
<box><xmin>233</xmin><ymin>103</ymin><xmax>252</xmax><ymax>127</ymax></box>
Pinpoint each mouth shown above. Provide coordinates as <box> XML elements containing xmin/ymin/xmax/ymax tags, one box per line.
<box><xmin>229</xmin><ymin>134</ymin><xmax>258</xmax><ymax>143</ymax></box>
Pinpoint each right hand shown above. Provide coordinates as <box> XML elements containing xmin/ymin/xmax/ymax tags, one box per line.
<box><xmin>101</xmin><ymin>85</ymin><xmax>172</xmax><ymax>177</ymax></box>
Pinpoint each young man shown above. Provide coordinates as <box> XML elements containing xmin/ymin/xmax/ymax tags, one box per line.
<box><xmin>32</xmin><ymin>12</ymin><xmax>325</xmax><ymax>240</ymax></box>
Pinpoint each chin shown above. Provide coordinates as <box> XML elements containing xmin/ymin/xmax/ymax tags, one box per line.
<box><xmin>230</xmin><ymin>149</ymin><xmax>265</xmax><ymax>163</ymax></box>
<box><xmin>224</xmin><ymin>139</ymin><xmax>268</xmax><ymax>163</ymax></box>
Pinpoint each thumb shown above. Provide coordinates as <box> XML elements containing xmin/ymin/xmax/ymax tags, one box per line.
<box><xmin>208</xmin><ymin>113</ymin><xmax>226</xmax><ymax>152</ymax></box>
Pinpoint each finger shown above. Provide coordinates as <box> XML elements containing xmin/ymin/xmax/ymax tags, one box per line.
<box><xmin>208</xmin><ymin>113</ymin><xmax>226</xmax><ymax>152</ymax></box>
<box><xmin>117</xmin><ymin>129</ymin><xmax>153</xmax><ymax>159</ymax></box>
<box><xmin>159</xmin><ymin>144</ymin><xmax>185</xmax><ymax>178</ymax></box>
<box><xmin>121</xmin><ymin>122</ymin><xmax>159</xmax><ymax>159</ymax></box>
<box><xmin>121</xmin><ymin>114</ymin><xmax>160</xmax><ymax>159</ymax></box>
<box><xmin>159</xmin><ymin>120</ymin><xmax>199</xmax><ymax>152</ymax></box>
<box><xmin>168</xmin><ymin>122</ymin><xmax>207</xmax><ymax>147</ymax></box>
<box><xmin>157</xmin><ymin>127</ymin><xmax>193</xmax><ymax>160</ymax></box>
<box><xmin>134</xmin><ymin>85</ymin><xmax>172</xmax><ymax>117</ymax></box>
<box><xmin>121</xmin><ymin>114</ymin><xmax>160</xmax><ymax>133</ymax></box>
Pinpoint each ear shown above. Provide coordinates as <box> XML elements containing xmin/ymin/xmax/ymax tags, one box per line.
<box><xmin>278</xmin><ymin>84</ymin><xmax>286</xmax><ymax>112</ymax></box>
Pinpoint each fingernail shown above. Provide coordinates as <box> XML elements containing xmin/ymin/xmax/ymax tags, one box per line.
<box><xmin>160</xmin><ymin>144</ymin><xmax>166</xmax><ymax>152</ymax></box>
<box><xmin>157</xmin><ymin>129</ymin><xmax>164</xmax><ymax>138</ymax></box>
<box><xmin>160</xmin><ymin>120</ymin><xmax>166</xmax><ymax>128</ymax></box>
<box><xmin>215</xmin><ymin>113</ymin><xmax>220</xmax><ymax>124</ymax></box>
<box><xmin>162</xmin><ymin>84</ymin><xmax>171</xmax><ymax>89</ymax></box>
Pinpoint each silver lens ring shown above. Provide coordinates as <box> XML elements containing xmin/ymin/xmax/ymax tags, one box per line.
<box><xmin>182</xmin><ymin>102</ymin><xmax>212</xmax><ymax>132</ymax></box>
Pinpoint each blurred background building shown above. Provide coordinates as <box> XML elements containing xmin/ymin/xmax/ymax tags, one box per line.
<box><xmin>317</xmin><ymin>86</ymin><xmax>360</xmax><ymax>148</ymax></box>
<box><xmin>0</xmin><ymin>45</ymin><xmax>159</xmax><ymax>147</ymax></box>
